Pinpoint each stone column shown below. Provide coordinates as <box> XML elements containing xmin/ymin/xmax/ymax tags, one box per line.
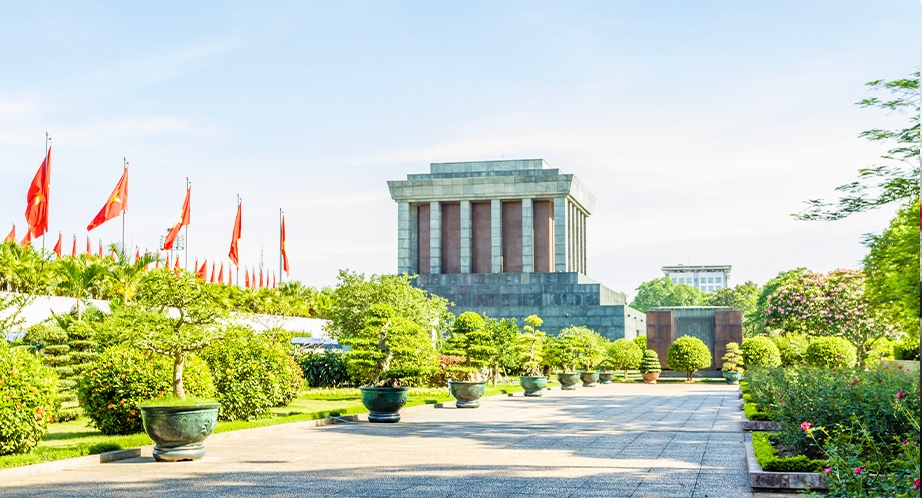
<box><xmin>460</xmin><ymin>200</ymin><xmax>471</xmax><ymax>274</ymax></box>
<box><xmin>430</xmin><ymin>201</ymin><xmax>441</xmax><ymax>274</ymax></box>
<box><xmin>409</xmin><ymin>204</ymin><xmax>418</xmax><ymax>274</ymax></box>
<box><xmin>581</xmin><ymin>210</ymin><xmax>587</xmax><ymax>274</ymax></box>
<box><xmin>491</xmin><ymin>199</ymin><xmax>502</xmax><ymax>273</ymax></box>
<box><xmin>521</xmin><ymin>198</ymin><xmax>533</xmax><ymax>273</ymax></box>
<box><xmin>397</xmin><ymin>202</ymin><xmax>411</xmax><ymax>274</ymax></box>
<box><xmin>554</xmin><ymin>197</ymin><xmax>568</xmax><ymax>272</ymax></box>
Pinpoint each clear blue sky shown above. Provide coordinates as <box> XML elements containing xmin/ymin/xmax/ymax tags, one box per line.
<box><xmin>0</xmin><ymin>1</ymin><xmax>917</xmax><ymax>297</ymax></box>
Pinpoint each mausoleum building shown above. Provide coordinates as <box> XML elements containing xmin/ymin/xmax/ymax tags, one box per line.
<box><xmin>387</xmin><ymin>159</ymin><xmax>644</xmax><ymax>340</ymax></box>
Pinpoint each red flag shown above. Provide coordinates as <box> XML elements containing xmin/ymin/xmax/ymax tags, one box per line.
<box><xmin>98</xmin><ymin>240</ymin><xmax>103</xmax><ymax>258</ymax></box>
<box><xmin>53</xmin><ymin>233</ymin><xmax>62</xmax><ymax>258</ymax></box>
<box><xmin>71</xmin><ymin>235</ymin><xmax>77</xmax><ymax>257</ymax></box>
<box><xmin>162</xmin><ymin>186</ymin><xmax>191</xmax><ymax>251</ymax></box>
<box><xmin>25</xmin><ymin>147</ymin><xmax>50</xmax><ymax>238</ymax></box>
<box><xmin>86</xmin><ymin>237</ymin><xmax>91</xmax><ymax>255</ymax></box>
<box><xmin>228</xmin><ymin>201</ymin><xmax>241</xmax><ymax>266</ymax></box>
<box><xmin>20</xmin><ymin>230</ymin><xmax>31</xmax><ymax>247</ymax></box>
<box><xmin>87</xmin><ymin>167</ymin><xmax>129</xmax><ymax>231</ymax></box>
<box><xmin>280</xmin><ymin>213</ymin><xmax>290</xmax><ymax>276</ymax></box>
<box><xmin>4</xmin><ymin>225</ymin><xmax>14</xmax><ymax>243</ymax></box>
<box><xmin>196</xmin><ymin>259</ymin><xmax>207</xmax><ymax>280</ymax></box>
<box><xmin>272</xmin><ymin>271</ymin><xmax>276</xmax><ymax>289</ymax></box>
<box><xmin>244</xmin><ymin>268</ymin><xmax>250</xmax><ymax>288</ymax></box>
<box><xmin>217</xmin><ymin>262</ymin><xmax>224</xmax><ymax>284</ymax></box>
<box><xmin>259</xmin><ymin>268</ymin><xmax>264</xmax><ymax>288</ymax></box>
<box><xmin>110</xmin><ymin>248</ymin><xmax>116</xmax><ymax>260</ymax></box>
<box><xmin>227</xmin><ymin>268</ymin><xmax>232</xmax><ymax>286</ymax></box>
<box><xmin>209</xmin><ymin>262</ymin><xmax>216</xmax><ymax>284</ymax></box>
<box><xmin>174</xmin><ymin>255</ymin><xmax>181</xmax><ymax>270</ymax></box>
<box><xmin>134</xmin><ymin>247</ymin><xmax>140</xmax><ymax>263</ymax></box>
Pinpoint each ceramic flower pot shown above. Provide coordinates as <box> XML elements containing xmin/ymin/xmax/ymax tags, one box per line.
<box><xmin>598</xmin><ymin>372</ymin><xmax>616</xmax><ymax>384</ymax></box>
<box><xmin>723</xmin><ymin>371</ymin><xmax>743</xmax><ymax>385</ymax></box>
<box><xmin>557</xmin><ymin>373</ymin><xmax>581</xmax><ymax>390</ymax></box>
<box><xmin>140</xmin><ymin>403</ymin><xmax>219</xmax><ymax>462</ymax></box>
<box><xmin>641</xmin><ymin>372</ymin><xmax>660</xmax><ymax>384</ymax></box>
<box><xmin>519</xmin><ymin>375</ymin><xmax>548</xmax><ymax>397</ymax></box>
<box><xmin>360</xmin><ymin>386</ymin><xmax>409</xmax><ymax>423</ymax></box>
<box><xmin>450</xmin><ymin>381</ymin><xmax>486</xmax><ymax>408</ymax></box>
<box><xmin>580</xmin><ymin>371</ymin><xmax>600</xmax><ymax>387</ymax></box>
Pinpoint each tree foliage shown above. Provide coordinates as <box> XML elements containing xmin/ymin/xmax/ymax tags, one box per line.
<box><xmin>605</xmin><ymin>338</ymin><xmax>642</xmax><ymax>380</ymax></box>
<box><xmin>442</xmin><ymin>312</ymin><xmax>494</xmax><ymax>381</ymax></box>
<box><xmin>629</xmin><ymin>277</ymin><xmax>708</xmax><ymax>312</ymax></box>
<box><xmin>797</xmin><ymin>71</ymin><xmax>919</xmax><ymax>220</ymax></box>
<box><xmin>517</xmin><ymin>315</ymin><xmax>546</xmax><ymax>377</ymax></box>
<box><xmin>666</xmin><ymin>335</ymin><xmax>712</xmax><ymax>381</ymax></box>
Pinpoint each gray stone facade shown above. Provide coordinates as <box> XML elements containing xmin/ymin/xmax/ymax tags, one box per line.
<box><xmin>388</xmin><ymin>159</ymin><xmax>644</xmax><ymax>340</ymax></box>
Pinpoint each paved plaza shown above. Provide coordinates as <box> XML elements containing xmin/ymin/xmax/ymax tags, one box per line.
<box><xmin>0</xmin><ymin>383</ymin><xmax>790</xmax><ymax>497</ymax></box>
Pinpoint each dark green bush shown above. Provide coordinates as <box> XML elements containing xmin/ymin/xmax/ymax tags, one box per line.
<box><xmin>752</xmin><ymin>432</ymin><xmax>824</xmax><ymax>472</ymax></box>
<box><xmin>805</xmin><ymin>336</ymin><xmax>857</xmax><ymax>368</ymax></box>
<box><xmin>77</xmin><ymin>347</ymin><xmax>214</xmax><ymax>435</ymax></box>
<box><xmin>202</xmin><ymin>327</ymin><xmax>302</xmax><ymax>421</ymax></box>
<box><xmin>0</xmin><ymin>342</ymin><xmax>57</xmax><ymax>455</ymax></box>
<box><xmin>741</xmin><ymin>336</ymin><xmax>781</xmax><ymax>367</ymax></box>
<box><xmin>666</xmin><ymin>336</ymin><xmax>711</xmax><ymax>381</ymax></box>
<box><xmin>296</xmin><ymin>352</ymin><xmax>351</xmax><ymax>388</ymax></box>
<box><xmin>639</xmin><ymin>349</ymin><xmax>661</xmax><ymax>374</ymax></box>
<box><xmin>23</xmin><ymin>323</ymin><xmax>82</xmax><ymax>422</ymax></box>
<box><xmin>770</xmin><ymin>334</ymin><xmax>809</xmax><ymax>366</ymax></box>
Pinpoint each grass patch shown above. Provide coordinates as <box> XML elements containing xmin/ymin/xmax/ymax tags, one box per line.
<box><xmin>138</xmin><ymin>396</ymin><xmax>218</xmax><ymax>407</ymax></box>
<box><xmin>752</xmin><ymin>432</ymin><xmax>824</xmax><ymax>473</ymax></box>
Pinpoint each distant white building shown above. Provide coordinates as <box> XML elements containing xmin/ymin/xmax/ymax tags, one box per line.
<box><xmin>661</xmin><ymin>265</ymin><xmax>731</xmax><ymax>293</ymax></box>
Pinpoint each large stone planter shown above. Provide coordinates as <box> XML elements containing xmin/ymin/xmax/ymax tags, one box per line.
<box><xmin>557</xmin><ymin>373</ymin><xmax>581</xmax><ymax>390</ymax></box>
<box><xmin>598</xmin><ymin>372</ymin><xmax>616</xmax><ymax>384</ymax></box>
<box><xmin>641</xmin><ymin>372</ymin><xmax>660</xmax><ymax>384</ymax></box>
<box><xmin>723</xmin><ymin>371</ymin><xmax>743</xmax><ymax>385</ymax></box>
<box><xmin>360</xmin><ymin>386</ymin><xmax>409</xmax><ymax>423</ymax></box>
<box><xmin>580</xmin><ymin>371</ymin><xmax>600</xmax><ymax>387</ymax></box>
<box><xmin>450</xmin><ymin>381</ymin><xmax>486</xmax><ymax>408</ymax></box>
<box><xmin>140</xmin><ymin>403</ymin><xmax>219</xmax><ymax>462</ymax></box>
<box><xmin>519</xmin><ymin>376</ymin><xmax>548</xmax><ymax>397</ymax></box>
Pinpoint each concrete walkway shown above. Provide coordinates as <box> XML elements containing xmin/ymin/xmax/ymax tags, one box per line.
<box><xmin>1</xmin><ymin>383</ymin><xmax>788</xmax><ymax>497</ymax></box>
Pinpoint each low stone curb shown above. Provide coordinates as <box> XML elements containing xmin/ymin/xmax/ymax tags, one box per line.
<box><xmin>741</xmin><ymin>412</ymin><xmax>780</xmax><ymax>432</ymax></box>
<box><xmin>0</xmin><ymin>448</ymin><xmax>141</xmax><ymax>481</ymax></box>
<box><xmin>744</xmin><ymin>433</ymin><xmax>826</xmax><ymax>490</ymax></box>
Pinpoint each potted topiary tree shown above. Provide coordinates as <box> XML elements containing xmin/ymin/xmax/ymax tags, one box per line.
<box><xmin>517</xmin><ymin>315</ymin><xmax>547</xmax><ymax>396</ymax></box>
<box><xmin>606</xmin><ymin>338</ymin><xmax>642</xmax><ymax>382</ymax></box>
<box><xmin>543</xmin><ymin>333</ymin><xmax>579</xmax><ymax>390</ymax></box>
<box><xmin>639</xmin><ymin>349</ymin><xmax>662</xmax><ymax>384</ymax></box>
<box><xmin>129</xmin><ymin>269</ymin><xmax>229</xmax><ymax>462</ymax></box>
<box><xmin>342</xmin><ymin>303</ymin><xmax>436</xmax><ymax>422</ymax></box>
<box><xmin>442</xmin><ymin>312</ymin><xmax>495</xmax><ymax>408</ymax></box>
<box><xmin>556</xmin><ymin>326</ymin><xmax>604</xmax><ymax>388</ymax></box>
<box><xmin>720</xmin><ymin>342</ymin><xmax>744</xmax><ymax>384</ymax></box>
<box><xmin>666</xmin><ymin>336</ymin><xmax>712</xmax><ymax>382</ymax></box>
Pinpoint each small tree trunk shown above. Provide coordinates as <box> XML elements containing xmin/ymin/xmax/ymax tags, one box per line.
<box><xmin>173</xmin><ymin>352</ymin><xmax>186</xmax><ymax>399</ymax></box>
<box><xmin>686</xmin><ymin>370</ymin><xmax>693</xmax><ymax>382</ymax></box>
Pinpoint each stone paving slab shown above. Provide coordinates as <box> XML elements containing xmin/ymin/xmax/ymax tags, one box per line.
<box><xmin>0</xmin><ymin>383</ymin><xmax>792</xmax><ymax>497</ymax></box>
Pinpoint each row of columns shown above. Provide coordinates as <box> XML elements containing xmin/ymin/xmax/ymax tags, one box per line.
<box><xmin>397</xmin><ymin>197</ymin><xmax>587</xmax><ymax>275</ymax></box>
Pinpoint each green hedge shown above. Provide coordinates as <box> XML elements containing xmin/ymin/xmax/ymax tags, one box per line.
<box><xmin>752</xmin><ymin>432</ymin><xmax>824</xmax><ymax>473</ymax></box>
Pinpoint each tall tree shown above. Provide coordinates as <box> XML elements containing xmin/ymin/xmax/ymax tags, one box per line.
<box><xmin>629</xmin><ymin>277</ymin><xmax>708</xmax><ymax>312</ymax></box>
<box><xmin>796</xmin><ymin>71</ymin><xmax>919</xmax><ymax>220</ymax></box>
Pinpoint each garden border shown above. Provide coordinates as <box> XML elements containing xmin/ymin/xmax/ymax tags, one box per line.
<box><xmin>744</xmin><ymin>432</ymin><xmax>826</xmax><ymax>490</ymax></box>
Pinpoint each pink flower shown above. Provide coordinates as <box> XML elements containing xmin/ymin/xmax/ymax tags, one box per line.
<box><xmin>800</xmin><ymin>422</ymin><xmax>812</xmax><ymax>431</ymax></box>
<box><xmin>853</xmin><ymin>466</ymin><xmax>864</xmax><ymax>475</ymax></box>
<box><xmin>823</xmin><ymin>467</ymin><xmax>832</xmax><ymax>474</ymax></box>
<box><xmin>912</xmin><ymin>479</ymin><xmax>920</xmax><ymax>491</ymax></box>
<box><xmin>897</xmin><ymin>389</ymin><xmax>904</xmax><ymax>400</ymax></box>
<box><xmin>850</xmin><ymin>380</ymin><xmax>857</xmax><ymax>386</ymax></box>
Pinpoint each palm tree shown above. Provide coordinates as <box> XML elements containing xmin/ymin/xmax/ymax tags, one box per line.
<box><xmin>106</xmin><ymin>245</ymin><xmax>160</xmax><ymax>305</ymax></box>
<box><xmin>54</xmin><ymin>257</ymin><xmax>109</xmax><ymax>320</ymax></box>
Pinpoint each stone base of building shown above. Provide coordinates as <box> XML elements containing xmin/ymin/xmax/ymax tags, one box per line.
<box><xmin>414</xmin><ymin>272</ymin><xmax>645</xmax><ymax>340</ymax></box>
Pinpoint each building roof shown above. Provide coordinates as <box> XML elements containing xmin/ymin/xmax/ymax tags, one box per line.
<box><xmin>661</xmin><ymin>264</ymin><xmax>732</xmax><ymax>278</ymax></box>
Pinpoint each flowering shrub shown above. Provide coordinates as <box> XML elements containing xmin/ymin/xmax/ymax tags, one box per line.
<box><xmin>762</xmin><ymin>269</ymin><xmax>896</xmax><ymax>366</ymax></box>
<box><xmin>0</xmin><ymin>342</ymin><xmax>57</xmax><ymax>455</ymax></box>
<box><xmin>805</xmin><ymin>337</ymin><xmax>857</xmax><ymax>368</ymax></box>
<box><xmin>747</xmin><ymin>366</ymin><xmax>919</xmax><ymax>458</ymax></box>
<box><xmin>741</xmin><ymin>336</ymin><xmax>781</xmax><ymax>367</ymax></box>
<box><xmin>77</xmin><ymin>346</ymin><xmax>214</xmax><ymax>435</ymax></box>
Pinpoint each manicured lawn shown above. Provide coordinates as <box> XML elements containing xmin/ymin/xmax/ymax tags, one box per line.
<box><xmin>0</xmin><ymin>380</ymin><xmax>542</xmax><ymax>470</ymax></box>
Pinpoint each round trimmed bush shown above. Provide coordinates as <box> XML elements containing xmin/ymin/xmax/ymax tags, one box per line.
<box><xmin>771</xmin><ymin>334</ymin><xmax>809</xmax><ymax>367</ymax></box>
<box><xmin>741</xmin><ymin>337</ymin><xmax>782</xmax><ymax>368</ymax></box>
<box><xmin>606</xmin><ymin>339</ymin><xmax>642</xmax><ymax>379</ymax></box>
<box><xmin>297</xmin><ymin>352</ymin><xmax>351</xmax><ymax>388</ymax></box>
<box><xmin>0</xmin><ymin>342</ymin><xmax>58</xmax><ymax>455</ymax></box>
<box><xmin>805</xmin><ymin>336</ymin><xmax>857</xmax><ymax>368</ymax></box>
<box><xmin>202</xmin><ymin>327</ymin><xmax>302</xmax><ymax>421</ymax></box>
<box><xmin>632</xmin><ymin>335</ymin><xmax>647</xmax><ymax>351</ymax></box>
<box><xmin>639</xmin><ymin>349</ymin><xmax>661</xmax><ymax>374</ymax></box>
<box><xmin>667</xmin><ymin>336</ymin><xmax>712</xmax><ymax>381</ymax></box>
<box><xmin>76</xmin><ymin>347</ymin><xmax>215</xmax><ymax>435</ymax></box>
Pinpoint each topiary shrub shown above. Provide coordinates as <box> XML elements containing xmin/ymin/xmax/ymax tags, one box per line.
<box><xmin>667</xmin><ymin>336</ymin><xmax>712</xmax><ymax>381</ymax></box>
<box><xmin>23</xmin><ymin>324</ymin><xmax>80</xmax><ymax>421</ymax></box>
<box><xmin>0</xmin><ymin>342</ymin><xmax>57</xmax><ymax>455</ymax></box>
<box><xmin>296</xmin><ymin>351</ymin><xmax>351</xmax><ymax>388</ymax></box>
<box><xmin>77</xmin><ymin>346</ymin><xmax>215</xmax><ymax>435</ymax></box>
<box><xmin>771</xmin><ymin>334</ymin><xmax>809</xmax><ymax>367</ymax></box>
<box><xmin>805</xmin><ymin>336</ymin><xmax>857</xmax><ymax>368</ymax></box>
<box><xmin>721</xmin><ymin>342</ymin><xmax>745</xmax><ymax>373</ymax></box>
<box><xmin>632</xmin><ymin>335</ymin><xmax>647</xmax><ymax>351</ymax></box>
<box><xmin>606</xmin><ymin>339</ymin><xmax>642</xmax><ymax>380</ymax></box>
<box><xmin>202</xmin><ymin>326</ymin><xmax>304</xmax><ymax>421</ymax></box>
<box><xmin>441</xmin><ymin>311</ymin><xmax>494</xmax><ymax>381</ymax></box>
<box><xmin>639</xmin><ymin>349</ymin><xmax>661</xmax><ymax>374</ymax></box>
<box><xmin>741</xmin><ymin>336</ymin><xmax>782</xmax><ymax>368</ymax></box>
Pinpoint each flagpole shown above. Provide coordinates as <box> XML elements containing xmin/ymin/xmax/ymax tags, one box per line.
<box><xmin>236</xmin><ymin>194</ymin><xmax>241</xmax><ymax>287</ymax></box>
<box><xmin>185</xmin><ymin>177</ymin><xmax>190</xmax><ymax>270</ymax></box>
<box><xmin>42</xmin><ymin>132</ymin><xmax>49</xmax><ymax>258</ymax></box>
<box><xmin>279</xmin><ymin>208</ymin><xmax>283</xmax><ymax>284</ymax></box>
<box><xmin>121</xmin><ymin>157</ymin><xmax>127</xmax><ymax>257</ymax></box>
